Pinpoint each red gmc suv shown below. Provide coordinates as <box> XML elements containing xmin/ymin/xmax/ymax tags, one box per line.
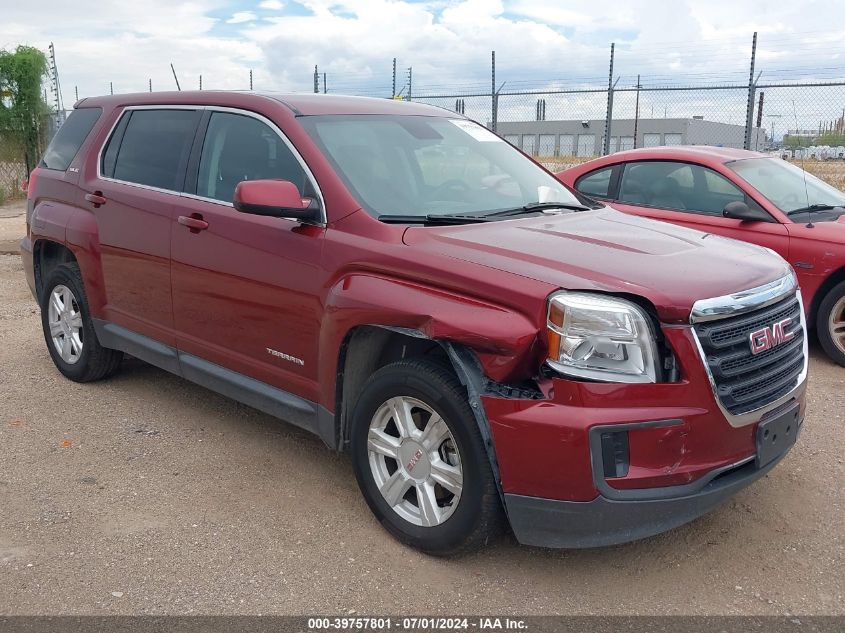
<box><xmin>22</xmin><ymin>92</ymin><xmax>807</xmax><ymax>555</ymax></box>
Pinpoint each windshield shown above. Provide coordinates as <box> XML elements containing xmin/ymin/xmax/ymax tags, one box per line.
<box><xmin>726</xmin><ymin>157</ymin><xmax>845</xmax><ymax>213</ymax></box>
<box><xmin>299</xmin><ymin>114</ymin><xmax>580</xmax><ymax>218</ymax></box>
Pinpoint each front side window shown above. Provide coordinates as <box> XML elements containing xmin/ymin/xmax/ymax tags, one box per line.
<box><xmin>619</xmin><ymin>161</ymin><xmax>692</xmax><ymax>209</ymax></box>
<box><xmin>727</xmin><ymin>157</ymin><xmax>845</xmax><ymax>214</ymax></box>
<box><xmin>196</xmin><ymin>112</ymin><xmax>308</xmax><ymax>203</ymax></box>
<box><xmin>619</xmin><ymin>160</ymin><xmax>746</xmax><ymax>216</ymax></box>
<box><xmin>40</xmin><ymin>107</ymin><xmax>102</xmax><ymax>171</ymax></box>
<box><xmin>110</xmin><ymin>109</ymin><xmax>200</xmax><ymax>190</ymax></box>
<box><xmin>299</xmin><ymin>115</ymin><xmax>580</xmax><ymax>218</ymax></box>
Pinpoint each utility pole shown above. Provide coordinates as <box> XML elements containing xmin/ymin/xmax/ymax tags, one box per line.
<box><xmin>170</xmin><ymin>63</ymin><xmax>181</xmax><ymax>91</ymax></box>
<box><xmin>743</xmin><ymin>31</ymin><xmax>758</xmax><ymax>150</ymax></box>
<box><xmin>392</xmin><ymin>58</ymin><xmax>397</xmax><ymax>98</ymax></box>
<box><xmin>602</xmin><ymin>43</ymin><xmax>615</xmax><ymax>156</ymax></box>
<box><xmin>491</xmin><ymin>51</ymin><xmax>497</xmax><ymax>132</ymax></box>
<box><xmin>633</xmin><ymin>74</ymin><xmax>641</xmax><ymax>148</ymax></box>
<box><xmin>47</xmin><ymin>42</ymin><xmax>65</xmax><ymax>125</ymax></box>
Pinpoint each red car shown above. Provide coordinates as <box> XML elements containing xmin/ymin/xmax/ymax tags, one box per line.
<box><xmin>557</xmin><ymin>147</ymin><xmax>845</xmax><ymax>366</ymax></box>
<box><xmin>22</xmin><ymin>93</ymin><xmax>806</xmax><ymax>553</ymax></box>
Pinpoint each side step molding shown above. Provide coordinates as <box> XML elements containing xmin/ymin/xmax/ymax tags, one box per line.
<box><xmin>92</xmin><ymin>320</ymin><xmax>333</xmax><ymax>446</ymax></box>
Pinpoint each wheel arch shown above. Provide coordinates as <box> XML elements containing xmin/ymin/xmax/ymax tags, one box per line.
<box><xmin>809</xmin><ymin>265</ymin><xmax>845</xmax><ymax>325</ymax></box>
<box><xmin>332</xmin><ymin>325</ymin><xmax>506</xmax><ymax>495</ymax></box>
<box><xmin>33</xmin><ymin>239</ymin><xmax>77</xmax><ymax>300</ymax></box>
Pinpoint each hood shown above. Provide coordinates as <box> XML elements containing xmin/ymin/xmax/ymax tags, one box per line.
<box><xmin>403</xmin><ymin>207</ymin><xmax>792</xmax><ymax>323</ymax></box>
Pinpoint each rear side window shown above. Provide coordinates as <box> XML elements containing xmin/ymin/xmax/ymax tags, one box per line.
<box><xmin>39</xmin><ymin>107</ymin><xmax>102</xmax><ymax>171</ymax></box>
<box><xmin>576</xmin><ymin>166</ymin><xmax>613</xmax><ymax>198</ymax></box>
<box><xmin>109</xmin><ymin>109</ymin><xmax>200</xmax><ymax>191</ymax></box>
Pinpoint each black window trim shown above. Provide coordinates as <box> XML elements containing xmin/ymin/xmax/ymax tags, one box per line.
<box><xmin>610</xmin><ymin>159</ymin><xmax>778</xmax><ymax>223</ymax></box>
<box><xmin>95</xmin><ymin>104</ymin><xmax>327</xmax><ymax>225</ymax></box>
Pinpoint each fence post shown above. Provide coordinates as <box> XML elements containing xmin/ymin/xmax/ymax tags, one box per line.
<box><xmin>392</xmin><ymin>58</ymin><xmax>397</xmax><ymax>98</ymax></box>
<box><xmin>744</xmin><ymin>31</ymin><xmax>758</xmax><ymax>150</ymax></box>
<box><xmin>491</xmin><ymin>51</ymin><xmax>497</xmax><ymax>132</ymax></box>
<box><xmin>407</xmin><ymin>67</ymin><xmax>413</xmax><ymax>101</ymax></box>
<box><xmin>603</xmin><ymin>43</ymin><xmax>615</xmax><ymax>156</ymax></box>
<box><xmin>632</xmin><ymin>74</ymin><xmax>642</xmax><ymax>149</ymax></box>
<box><xmin>313</xmin><ymin>66</ymin><xmax>319</xmax><ymax>93</ymax></box>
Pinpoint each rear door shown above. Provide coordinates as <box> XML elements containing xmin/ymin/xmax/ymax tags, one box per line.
<box><xmin>84</xmin><ymin>107</ymin><xmax>201</xmax><ymax>345</ymax></box>
<box><xmin>170</xmin><ymin>109</ymin><xmax>326</xmax><ymax>403</ymax></box>
<box><xmin>607</xmin><ymin>160</ymin><xmax>790</xmax><ymax>258</ymax></box>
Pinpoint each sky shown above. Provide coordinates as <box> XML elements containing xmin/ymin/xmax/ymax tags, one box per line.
<box><xmin>2</xmin><ymin>0</ymin><xmax>844</xmax><ymax>129</ymax></box>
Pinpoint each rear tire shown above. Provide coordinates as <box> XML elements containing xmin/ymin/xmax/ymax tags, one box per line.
<box><xmin>350</xmin><ymin>359</ymin><xmax>504</xmax><ymax>556</ymax></box>
<box><xmin>40</xmin><ymin>262</ymin><xmax>123</xmax><ymax>382</ymax></box>
<box><xmin>817</xmin><ymin>281</ymin><xmax>845</xmax><ymax>367</ymax></box>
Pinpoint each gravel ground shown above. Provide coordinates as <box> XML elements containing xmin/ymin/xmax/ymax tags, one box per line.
<box><xmin>0</xmin><ymin>252</ymin><xmax>843</xmax><ymax>616</ymax></box>
<box><xmin>0</xmin><ymin>200</ymin><xmax>26</xmax><ymax>254</ymax></box>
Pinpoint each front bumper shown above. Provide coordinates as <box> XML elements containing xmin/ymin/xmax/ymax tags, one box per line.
<box><xmin>504</xmin><ymin>431</ymin><xmax>797</xmax><ymax>548</ymax></box>
<box><xmin>482</xmin><ymin>323</ymin><xmax>807</xmax><ymax>548</ymax></box>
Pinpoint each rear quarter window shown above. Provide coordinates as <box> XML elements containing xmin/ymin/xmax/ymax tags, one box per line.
<box><xmin>39</xmin><ymin>107</ymin><xmax>102</xmax><ymax>171</ymax></box>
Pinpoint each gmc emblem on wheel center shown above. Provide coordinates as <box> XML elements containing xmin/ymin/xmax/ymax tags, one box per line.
<box><xmin>749</xmin><ymin>318</ymin><xmax>795</xmax><ymax>355</ymax></box>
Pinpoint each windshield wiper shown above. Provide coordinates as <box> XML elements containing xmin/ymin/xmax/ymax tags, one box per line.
<box><xmin>787</xmin><ymin>203</ymin><xmax>844</xmax><ymax>216</ymax></box>
<box><xmin>377</xmin><ymin>213</ymin><xmax>495</xmax><ymax>225</ymax></box>
<box><xmin>482</xmin><ymin>201</ymin><xmax>593</xmax><ymax>218</ymax></box>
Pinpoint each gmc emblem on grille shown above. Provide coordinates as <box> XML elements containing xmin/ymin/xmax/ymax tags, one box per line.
<box><xmin>749</xmin><ymin>318</ymin><xmax>795</xmax><ymax>355</ymax></box>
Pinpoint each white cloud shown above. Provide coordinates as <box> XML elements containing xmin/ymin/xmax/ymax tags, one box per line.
<box><xmin>227</xmin><ymin>11</ymin><xmax>257</xmax><ymax>24</ymax></box>
<box><xmin>0</xmin><ymin>0</ymin><xmax>842</xmax><ymax>120</ymax></box>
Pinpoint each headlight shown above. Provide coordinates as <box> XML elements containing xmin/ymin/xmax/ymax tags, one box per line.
<box><xmin>546</xmin><ymin>292</ymin><xmax>660</xmax><ymax>383</ymax></box>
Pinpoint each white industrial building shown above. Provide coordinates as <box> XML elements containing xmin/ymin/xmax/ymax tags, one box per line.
<box><xmin>496</xmin><ymin>117</ymin><xmax>767</xmax><ymax>157</ymax></box>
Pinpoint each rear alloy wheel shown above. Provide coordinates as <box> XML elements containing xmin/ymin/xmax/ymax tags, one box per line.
<box><xmin>46</xmin><ymin>284</ymin><xmax>85</xmax><ymax>365</ymax></box>
<box><xmin>40</xmin><ymin>262</ymin><xmax>123</xmax><ymax>382</ymax></box>
<box><xmin>351</xmin><ymin>359</ymin><xmax>503</xmax><ymax>555</ymax></box>
<box><xmin>817</xmin><ymin>281</ymin><xmax>845</xmax><ymax>367</ymax></box>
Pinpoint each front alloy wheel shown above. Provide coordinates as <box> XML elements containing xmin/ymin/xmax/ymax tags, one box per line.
<box><xmin>367</xmin><ymin>396</ymin><xmax>463</xmax><ymax>527</ymax></box>
<box><xmin>351</xmin><ymin>359</ymin><xmax>503</xmax><ymax>556</ymax></box>
<box><xmin>817</xmin><ymin>280</ymin><xmax>845</xmax><ymax>367</ymax></box>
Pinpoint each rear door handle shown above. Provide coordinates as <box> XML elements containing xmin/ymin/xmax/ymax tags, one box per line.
<box><xmin>85</xmin><ymin>192</ymin><xmax>107</xmax><ymax>207</ymax></box>
<box><xmin>178</xmin><ymin>214</ymin><xmax>209</xmax><ymax>233</ymax></box>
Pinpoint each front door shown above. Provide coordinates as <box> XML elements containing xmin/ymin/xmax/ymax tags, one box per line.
<box><xmin>170</xmin><ymin>109</ymin><xmax>326</xmax><ymax>402</ymax></box>
<box><xmin>611</xmin><ymin>160</ymin><xmax>790</xmax><ymax>259</ymax></box>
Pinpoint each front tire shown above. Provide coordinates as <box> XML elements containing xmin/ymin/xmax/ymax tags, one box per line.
<box><xmin>40</xmin><ymin>262</ymin><xmax>123</xmax><ymax>382</ymax></box>
<box><xmin>350</xmin><ymin>359</ymin><xmax>504</xmax><ymax>555</ymax></box>
<box><xmin>817</xmin><ymin>280</ymin><xmax>845</xmax><ymax>367</ymax></box>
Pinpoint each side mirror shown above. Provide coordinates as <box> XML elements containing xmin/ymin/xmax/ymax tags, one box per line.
<box><xmin>723</xmin><ymin>200</ymin><xmax>768</xmax><ymax>222</ymax></box>
<box><xmin>233</xmin><ymin>180</ymin><xmax>321</xmax><ymax>223</ymax></box>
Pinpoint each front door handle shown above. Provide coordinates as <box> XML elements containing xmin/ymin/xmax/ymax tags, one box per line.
<box><xmin>177</xmin><ymin>214</ymin><xmax>209</xmax><ymax>233</ymax></box>
<box><xmin>85</xmin><ymin>192</ymin><xmax>107</xmax><ymax>207</ymax></box>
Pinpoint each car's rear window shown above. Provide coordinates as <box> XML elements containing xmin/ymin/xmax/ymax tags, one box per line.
<box><xmin>107</xmin><ymin>109</ymin><xmax>200</xmax><ymax>191</ymax></box>
<box><xmin>39</xmin><ymin>107</ymin><xmax>102</xmax><ymax>171</ymax></box>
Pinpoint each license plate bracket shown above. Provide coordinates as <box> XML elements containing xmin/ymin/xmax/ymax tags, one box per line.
<box><xmin>756</xmin><ymin>403</ymin><xmax>801</xmax><ymax>469</ymax></box>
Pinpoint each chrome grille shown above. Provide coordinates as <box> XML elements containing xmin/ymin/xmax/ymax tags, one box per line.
<box><xmin>693</xmin><ymin>294</ymin><xmax>805</xmax><ymax>416</ymax></box>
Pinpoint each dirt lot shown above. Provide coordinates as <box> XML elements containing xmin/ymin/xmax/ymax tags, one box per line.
<box><xmin>0</xmin><ymin>250</ymin><xmax>843</xmax><ymax>615</ymax></box>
